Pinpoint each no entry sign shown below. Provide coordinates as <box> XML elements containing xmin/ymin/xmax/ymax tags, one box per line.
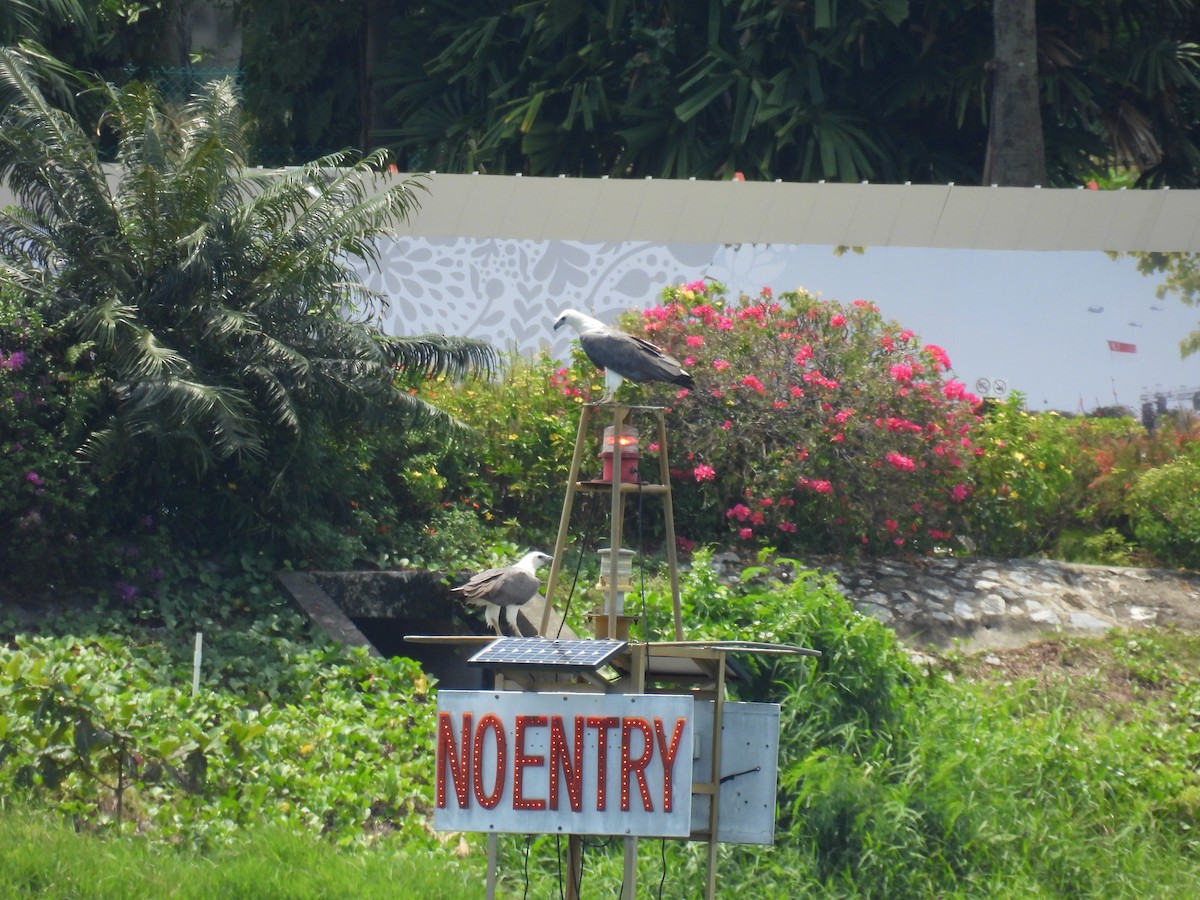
<box><xmin>434</xmin><ymin>690</ymin><xmax>694</xmax><ymax>837</ymax></box>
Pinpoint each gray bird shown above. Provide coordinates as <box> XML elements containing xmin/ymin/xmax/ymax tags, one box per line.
<box><xmin>553</xmin><ymin>309</ymin><xmax>696</xmax><ymax>402</ymax></box>
<box><xmin>450</xmin><ymin>551</ymin><xmax>553</xmax><ymax>636</ymax></box>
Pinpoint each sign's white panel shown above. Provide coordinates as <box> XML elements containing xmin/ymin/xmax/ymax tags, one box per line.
<box><xmin>434</xmin><ymin>691</ymin><xmax>694</xmax><ymax>837</ymax></box>
<box><xmin>690</xmin><ymin>701</ymin><xmax>782</xmax><ymax>845</ymax></box>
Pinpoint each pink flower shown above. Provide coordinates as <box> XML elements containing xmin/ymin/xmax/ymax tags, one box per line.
<box><xmin>726</xmin><ymin>504</ymin><xmax>752</xmax><ymax>521</ymax></box>
<box><xmin>684</xmin><ymin>279</ymin><xmax>706</xmax><ymax>294</ymax></box>
<box><xmin>830</xmin><ymin>314</ymin><xmax>847</xmax><ymax>328</ymax></box>
<box><xmin>793</xmin><ymin>345</ymin><xmax>813</xmax><ymax>364</ymax></box>
<box><xmin>716</xmin><ymin>316</ymin><xmax>734</xmax><ymax>330</ymax></box>
<box><xmin>740</xmin><ymin>374</ymin><xmax>766</xmax><ymax>394</ymax></box>
<box><xmin>738</xmin><ymin>527</ymin><xmax>754</xmax><ymax>540</ymax></box>
<box><xmin>924</xmin><ymin>343</ymin><xmax>952</xmax><ymax>370</ymax></box>
<box><xmin>951</xmin><ymin>483</ymin><xmax>970</xmax><ymax>502</ymax></box>
<box><xmin>889</xmin><ymin>363</ymin><xmax>914</xmax><ymax>383</ymax></box>
<box><xmin>943</xmin><ymin>380</ymin><xmax>968</xmax><ymax>401</ymax></box>
<box><xmin>713</xmin><ymin>359</ymin><xmax>731</xmax><ymax>371</ymax></box>
<box><xmin>778</xmin><ymin>521</ymin><xmax>797</xmax><ymax>533</ymax></box>
<box><xmin>761</xmin><ymin>286</ymin><xmax>773</xmax><ymax>298</ymax></box>
<box><xmin>694</xmin><ymin>464</ymin><xmax>716</xmax><ymax>482</ymax></box>
<box><xmin>686</xmin><ymin>335</ymin><xmax>704</xmax><ymax>347</ymax></box>
<box><xmin>676</xmin><ymin>535</ymin><xmax>696</xmax><ymax>553</ymax></box>
<box><xmin>884</xmin><ymin>519</ymin><xmax>898</xmax><ymax>532</ymax></box>
<box><xmin>885</xmin><ymin>451</ymin><xmax>916</xmax><ymax>472</ymax></box>
<box><xmin>721</xmin><ymin>420</ymin><xmax>732</xmax><ymax>430</ymax></box>
<box><xmin>798</xmin><ymin>477</ymin><xmax>833</xmax><ymax>494</ymax></box>
<box><xmin>684</xmin><ymin>357</ymin><xmax>695</xmax><ymax>366</ymax></box>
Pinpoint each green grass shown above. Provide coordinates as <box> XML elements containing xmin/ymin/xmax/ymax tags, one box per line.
<box><xmin>0</xmin><ymin>806</ymin><xmax>480</xmax><ymax>899</ymax></box>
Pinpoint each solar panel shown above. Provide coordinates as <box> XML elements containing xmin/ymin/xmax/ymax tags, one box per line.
<box><xmin>468</xmin><ymin>637</ymin><xmax>627</xmax><ymax>672</ymax></box>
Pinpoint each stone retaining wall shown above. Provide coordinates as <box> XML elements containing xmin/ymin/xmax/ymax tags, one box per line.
<box><xmin>711</xmin><ymin>553</ymin><xmax>1200</xmax><ymax>652</ymax></box>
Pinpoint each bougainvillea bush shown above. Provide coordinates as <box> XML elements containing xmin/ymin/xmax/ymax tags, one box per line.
<box><xmin>562</xmin><ymin>280</ymin><xmax>985</xmax><ymax>555</ymax></box>
<box><xmin>0</xmin><ymin>292</ymin><xmax>112</xmax><ymax>592</ymax></box>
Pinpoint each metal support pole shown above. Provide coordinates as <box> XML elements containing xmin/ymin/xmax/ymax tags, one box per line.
<box><xmin>605</xmin><ymin>405</ymin><xmax>629</xmax><ymax>640</ymax></box>
<box><xmin>541</xmin><ymin>404</ymin><xmax>595</xmax><ymax>635</ymax></box>
<box><xmin>566</xmin><ymin>834</ymin><xmax>584</xmax><ymax>900</ymax></box>
<box><xmin>705</xmin><ymin>653</ymin><xmax>728</xmax><ymax>900</ymax></box>
<box><xmin>653</xmin><ymin>409</ymin><xmax>684</xmax><ymax>640</ymax></box>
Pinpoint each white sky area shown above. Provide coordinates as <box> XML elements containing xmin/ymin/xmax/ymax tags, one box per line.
<box><xmin>705</xmin><ymin>244</ymin><xmax>1200</xmax><ymax>413</ymax></box>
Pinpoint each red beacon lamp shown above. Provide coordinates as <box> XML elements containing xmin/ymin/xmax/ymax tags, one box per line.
<box><xmin>599</xmin><ymin>425</ymin><xmax>640</xmax><ymax>483</ymax></box>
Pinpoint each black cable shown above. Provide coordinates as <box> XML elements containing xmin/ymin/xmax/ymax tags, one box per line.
<box><xmin>522</xmin><ymin>834</ymin><xmax>532</xmax><ymax>900</ymax></box>
<box><xmin>658</xmin><ymin>837</ymin><xmax>668</xmax><ymax>899</ymax></box>
<box><xmin>637</xmin><ymin>479</ymin><xmax>652</xmax><ymax>643</ymax></box>
<box><xmin>556</xmin><ymin>834</ymin><xmax>564</xmax><ymax>900</ymax></box>
<box><xmin>576</xmin><ymin>838</ymin><xmax>585</xmax><ymax>898</ymax></box>
<box><xmin>555</xmin><ymin>493</ymin><xmax>598</xmax><ymax>639</ymax></box>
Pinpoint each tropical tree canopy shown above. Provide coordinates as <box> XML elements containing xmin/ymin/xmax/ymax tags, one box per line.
<box><xmin>0</xmin><ymin>46</ymin><xmax>495</xmax><ymax>553</ymax></box>
<box><xmin>371</xmin><ymin>0</ymin><xmax>1200</xmax><ymax>187</ymax></box>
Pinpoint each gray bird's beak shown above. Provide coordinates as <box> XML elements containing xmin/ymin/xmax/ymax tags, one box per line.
<box><xmin>552</xmin><ymin>317</ymin><xmax>564</xmax><ymax>331</ymax></box>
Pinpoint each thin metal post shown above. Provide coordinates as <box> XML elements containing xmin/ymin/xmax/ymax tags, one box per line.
<box><xmin>705</xmin><ymin>653</ymin><xmax>728</xmax><ymax>900</ymax></box>
<box><xmin>606</xmin><ymin>405</ymin><xmax>629</xmax><ymax>640</ymax></box>
<box><xmin>654</xmin><ymin>409</ymin><xmax>684</xmax><ymax>640</ymax></box>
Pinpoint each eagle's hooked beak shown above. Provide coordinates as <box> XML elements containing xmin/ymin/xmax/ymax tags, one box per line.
<box><xmin>552</xmin><ymin>316</ymin><xmax>565</xmax><ymax>331</ymax></box>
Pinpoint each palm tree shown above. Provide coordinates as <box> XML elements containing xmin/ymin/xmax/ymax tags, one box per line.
<box><xmin>0</xmin><ymin>46</ymin><xmax>495</xmax><ymax>553</ymax></box>
<box><xmin>0</xmin><ymin>0</ymin><xmax>87</xmax><ymax>44</ymax></box>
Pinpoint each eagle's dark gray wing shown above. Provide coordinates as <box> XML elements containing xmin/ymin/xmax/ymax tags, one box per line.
<box><xmin>450</xmin><ymin>566</ymin><xmax>540</xmax><ymax>608</ymax></box>
<box><xmin>579</xmin><ymin>329</ymin><xmax>694</xmax><ymax>387</ymax></box>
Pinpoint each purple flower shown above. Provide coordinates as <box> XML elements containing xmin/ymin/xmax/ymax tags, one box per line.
<box><xmin>25</xmin><ymin>471</ymin><xmax>42</xmax><ymax>486</ymax></box>
<box><xmin>0</xmin><ymin>350</ymin><xmax>27</xmax><ymax>371</ymax></box>
<box><xmin>114</xmin><ymin>581</ymin><xmax>138</xmax><ymax>601</ymax></box>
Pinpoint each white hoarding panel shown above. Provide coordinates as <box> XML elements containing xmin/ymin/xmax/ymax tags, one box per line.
<box><xmin>434</xmin><ymin>691</ymin><xmax>694</xmax><ymax>837</ymax></box>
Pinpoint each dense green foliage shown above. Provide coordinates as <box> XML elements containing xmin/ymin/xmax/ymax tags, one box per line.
<box><xmin>0</xmin><ymin>595</ymin><xmax>436</xmax><ymax>850</ymax></box>
<box><xmin>1129</xmin><ymin>452</ymin><xmax>1200</xmax><ymax>569</ymax></box>
<box><xmin>0</xmin><ymin>46</ymin><xmax>495</xmax><ymax>575</ymax></box>
<box><xmin>2</xmin><ymin>559</ymin><xmax>1198</xmax><ymax>896</ymax></box>
<box><xmin>967</xmin><ymin>397</ymin><xmax>1200</xmax><ymax>562</ymax></box>
<box><xmin>8</xmin><ymin>2</ymin><xmax>1200</xmax><ymax>185</ymax></box>
<box><xmin>376</xmin><ymin>0</ymin><xmax>1200</xmax><ymax>186</ymax></box>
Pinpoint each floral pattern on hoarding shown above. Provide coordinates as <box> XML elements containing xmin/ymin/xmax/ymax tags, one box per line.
<box><xmin>360</xmin><ymin>237</ymin><xmax>716</xmax><ymax>355</ymax></box>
